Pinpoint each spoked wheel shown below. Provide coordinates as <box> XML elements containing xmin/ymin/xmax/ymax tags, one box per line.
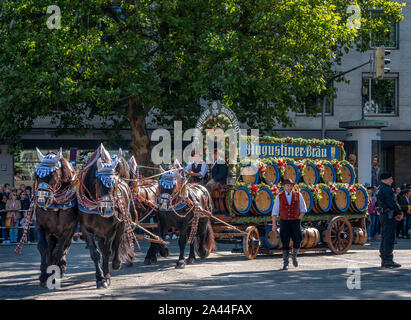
<box><xmin>194</xmin><ymin>236</ymin><xmax>210</xmax><ymax>259</ymax></box>
<box><xmin>325</xmin><ymin>216</ymin><xmax>353</xmax><ymax>254</ymax></box>
<box><xmin>243</xmin><ymin>226</ymin><xmax>260</xmax><ymax>260</ymax></box>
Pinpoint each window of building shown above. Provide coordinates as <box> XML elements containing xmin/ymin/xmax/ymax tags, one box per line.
<box><xmin>296</xmin><ymin>89</ymin><xmax>333</xmax><ymax>116</ymax></box>
<box><xmin>369</xmin><ymin>10</ymin><xmax>399</xmax><ymax>49</ymax></box>
<box><xmin>362</xmin><ymin>74</ymin><xmax>398</xmax><ymax>116</ymax></box>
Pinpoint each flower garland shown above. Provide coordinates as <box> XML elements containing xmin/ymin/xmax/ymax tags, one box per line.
<box><xmin>315</xmin><ymin>160</ymin><xmax>326</xmax><ymax>179</ymax></box>
<box><xmin>272</xmin><ymin>158</ymin><xmax>287</xmax><ymax>176</ymax></box>
<box><xmin>250</xmin><ymin>184</ymin><xmax>259</xmax><ymax>198</ymax></box>
<box><xmin>329</xmin><ymin>159</ymin><xmax>343</xmax><ymax>180</ymax></box>
<box><xmin>327</xmin><ymin>182</ymin><xmax>339</xmax><ymax>197</ymax></box>
<box><xmin>247</xmin><ymin>136</ymin><xmax>346</xmax><ymax>160</ymax></box>
<box><xmin>326</xmin><ymin>182</ymin><xmax>357</xmax><ymax>202</ymax></box>
<box><xmin>201</xmin><ymin>114</ymin><xmax>236</xmax><ymax>172</ymax></box>
<box><xmin>298</xmin><ymin>183</ymin><xmax>322</xmax><ymax>201</ymax></box>
<box><xmin>269</xmin><ymin>183</ymin><xmax>282</xmax><ymax>197</ymax></box>
<box><xmin>295</xmin><ymin>159</ymin><xmax>307</xmax><ymax>175</ymax></box>
<box><xmin>257</xmin><ymin>160</ymin><xmax>266</xmax><ymax>180</ymax></box>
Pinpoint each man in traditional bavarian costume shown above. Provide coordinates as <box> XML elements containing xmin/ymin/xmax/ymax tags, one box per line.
<box><xmin>185</xmin><ymin>151</ymin><xmax>208</xmax><ymax>185</ymax></box>
<box><xmin>271</xmin><ymin>179</ymin><xmax>307</xmax><ymax>270</ymax></box>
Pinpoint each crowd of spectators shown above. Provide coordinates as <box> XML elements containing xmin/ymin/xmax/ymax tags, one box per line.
<box><xmin>367</xmin><ymin>183</ymin><xmax>411</xmax><ymax>241</ymax></box>
<box><xmin>0</xmin><ymin>184</ymin><xmax>35</xmax><ymax>244</ymax></box>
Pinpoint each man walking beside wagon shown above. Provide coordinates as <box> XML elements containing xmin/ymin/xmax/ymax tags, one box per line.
<box><xmin>271</xmin><ymin>179</ymin><xmax>307</xmax><ymax>271</ymax></box>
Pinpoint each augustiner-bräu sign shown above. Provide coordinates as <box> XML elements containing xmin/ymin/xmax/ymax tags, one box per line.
<box><xmin>241</xmin><ymin>142</ymin><xmax>342</xmax><ymax>160</ymax></box>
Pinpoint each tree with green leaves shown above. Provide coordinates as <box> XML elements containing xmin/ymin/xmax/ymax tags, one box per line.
<box><xmin>0</xmin><ymin>0</ymin><xmax>404</xmax><ymax>164</ymax></box>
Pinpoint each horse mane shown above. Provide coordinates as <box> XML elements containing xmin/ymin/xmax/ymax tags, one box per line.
<box><xmin>60</xmin><ymin>157</ymin><xmax>75</xmax><ymax>184</ymax></box>
<box><xmin>116</xmin><ymin>157</ymin><xmax>130</xmax><ymax>181</ymax></box>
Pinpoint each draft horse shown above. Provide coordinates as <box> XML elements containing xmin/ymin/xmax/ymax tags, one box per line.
<box><xmin>77</xmin><ymin>144</ymin><xmax>134</xmax><ymax>289</ymax></box>
<box><xmin>144</xmin><ymin>160</ymin><xmax>216</xmax><ymax>268</ymax></box>
<box><xmin>34</xmin><ymin>148</ymin><xmax>78</xmax><ymax>287</ymax></box>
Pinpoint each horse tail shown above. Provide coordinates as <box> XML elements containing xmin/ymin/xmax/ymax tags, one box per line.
<box><xmin>204</xmin><ymin>219</ymin><xmax>217</xmax><ymax>252</ymax></box>
<box><xmin>118</xmin><ymin>232</ymin><xmax>134</xmax><ymax>264</ymax></box>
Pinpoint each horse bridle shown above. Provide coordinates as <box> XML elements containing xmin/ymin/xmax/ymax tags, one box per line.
<box><xmin>35</xmin><ymin>172</ymin><xmax>64</xmax><ymax>209</ymax></box>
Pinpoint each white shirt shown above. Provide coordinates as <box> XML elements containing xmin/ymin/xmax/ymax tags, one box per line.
<box><xmin>185</xmin><ymin>162</ymin><xmax>207</xmax><ymax>178</ymax></box>
<box><xmin>271</xmin><ymin>191</ymin><xmax>307</xmax><ymax>216</ymax></box>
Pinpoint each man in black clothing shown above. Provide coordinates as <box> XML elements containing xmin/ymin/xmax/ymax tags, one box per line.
<box><xmin>377</xmin><ymin>172</ymin><xmax>403</xmax><ymax>268</ymax></box>
<box><xmin>205</xmin><ymin>150</ymin><xmax>228</xmax><ymax>194</ymax></box>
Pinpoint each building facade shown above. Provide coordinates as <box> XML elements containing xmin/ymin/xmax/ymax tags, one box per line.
<box><xmin>274</xmin><ymin>1</ymin><xmax>411</xmax><ymax>187</ymax></box>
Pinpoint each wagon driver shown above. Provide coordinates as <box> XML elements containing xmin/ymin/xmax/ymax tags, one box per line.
<box><xmin>272</xmin><ymin>179</ymin><xmax>307</xmax><ymax>270</ymax></box>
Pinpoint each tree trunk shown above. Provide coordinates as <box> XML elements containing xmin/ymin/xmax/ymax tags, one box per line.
<box><xmin>128</xmin><ymin>98</ymin><xmax>153</xmax><ymax>176</ymax></box>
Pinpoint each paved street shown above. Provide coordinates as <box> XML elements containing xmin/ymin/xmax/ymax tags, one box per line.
<box><xmin>1</xmin><ymin>239</ymin><xmax>411</xmax><ymax>300</ymax></box>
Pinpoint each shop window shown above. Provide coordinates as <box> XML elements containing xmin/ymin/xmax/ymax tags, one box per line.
<box><xmin>362</xmin><ymin>75</ymin><xmax>398</xmax><ymax>116</ymax></box>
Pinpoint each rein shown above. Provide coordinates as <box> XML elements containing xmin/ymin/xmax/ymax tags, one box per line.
<box><xmin>14</xmin><ymin>198</ymin><xmax>36</xmax><ymax>255</ymax></box>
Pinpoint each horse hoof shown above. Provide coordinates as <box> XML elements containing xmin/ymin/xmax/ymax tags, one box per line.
<box><xmin>144</xmin><ymin>259</ymin><xmax>152</xmax><ymax>265</ymax></box>
<box><xmin>126</xmin><ymin>262</ymin><xmax>133</xmax><ymax>267</ymax></box>
<box><xmin>198</xmin><ymin>249</ymin><xmax>210</xmax><ymax>259</ymax></box>
<box><xmin>186</xmin><ymin>258</ymin><xmax>195</xmax><ymax>265</ymax></box>
<box><xmin>112</xmin><ymin>260</ymin><xmax>121</xmax><ymax>271</ymax></box>
<box><xmin>160</xmin><ymin>247</ymin><xmax>169</xmax><ymax>258</ymax></box>
<box><xmin>97</xmin><ymin>281</ymin><xmax>109</xmax><ymax>289</ymax></box>
<box><xmin>40</xmin><ymin>281</ymin><xmax>48</xmax><ymax>288</ymax></box>
<box><xmin>175</xmin><ymin>260</ymin><xmax>186</xmax><ymax>269</ymax></box>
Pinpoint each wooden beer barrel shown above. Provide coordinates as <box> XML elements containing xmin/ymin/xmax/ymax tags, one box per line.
<box><xmin>349</xmin><ymin>187</ymin><xmax>369</xmax><ymax>213</ymax></box>
<box><xmin>284</xmin><ymin>162</ymin><xmax>299</xmax><ymax>183</ymax></box>
<box><xmin>340</xmin><ymin>163</ymin><xmax>355</xmax><ymax>184</ymax></box>
<box><xmin>331</xmin><ymin>187</ymin><xmax>351</xmax><ymax>212</ymax></box>
<box><xmin>301</xmin><ymin>228</ymin><xmax>320</xmax><ymax>248</ymax></box>
<box><xmin>322</xmin><ymin>163</ymin><xmax>337</xmax><ymax>183</ymax></box>
<box><xmin>312</xmin><ymin>186</ymin><xmax>332</xmax><ymax>214</ymax></box>
<box><xmin>263</xmin><ymin>163</ymin><xmax>280</xmax><ymax>185</ymax></box>
<box><xmin>352</xmin><ymin>228</ymin><xmax>367</xmax><ymax>245</ymax></box>
<box><xmin>264</xmin><ymin>227</ymin><xmax>293</xmax><ymax>249</ymax></box>
<box><xmin>241</xmin><ymin>164</ymin><xmax>259</xmax><ymax>185</ymax></box>
<box><xmin>302</xmin><ymin>163</ymin><xmax>319</xmax><ymax>185</ymax></box>
<box><xmin>300</xmin><ymin>187</ymin><xmax>314</xmax><ymax>213</ymax></box>
<box><xmin>231</xmin><ymin>187</ymin><xmax>252</xmax><ymax>215</ymax></box>
<box><xmin>250</xmin><ymin>186</ymin><xmax>274</xmax><ymax>216</ymax></box>
<box><xmin>264</xmin><ymin>227</ymin><xmax>281</xmax><ymax>249</ymax></box>
<box><xmin>211</xmin><ymin>189</ymin><xmax>230</xmax><ymax>214</ymax></box>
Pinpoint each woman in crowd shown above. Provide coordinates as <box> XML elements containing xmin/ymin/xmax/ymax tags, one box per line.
<box><xmin>5</xmin><ymin>193</ymin><xmax>21</xmax><ymax>243</ymax></box>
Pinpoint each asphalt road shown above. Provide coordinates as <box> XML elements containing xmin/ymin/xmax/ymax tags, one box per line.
<box><xmin>1</xmin><ymin>238</ymin><xmax>411</xmax><ymax>300</ymax></box>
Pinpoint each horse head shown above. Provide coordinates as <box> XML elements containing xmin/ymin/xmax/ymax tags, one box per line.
<box><xmin>82</xmin><ymin>144</ymin><xmax>125</xmax><ymax>217</ymax></box>
<box><xmin>35</xmin><ymin>147</ymin><xmax>74</xmax><ymax>208</ymax></box>
<box><xmin>157</xmin><ymin>160</ymin><xmax>188</xmax><ymax>211</ymax></box>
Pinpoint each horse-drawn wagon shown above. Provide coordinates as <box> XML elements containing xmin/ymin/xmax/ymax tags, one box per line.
<box><xmin>210</xmin><ymin>136</ymin><xmax>369</xmax><ymax>259</ymax></box>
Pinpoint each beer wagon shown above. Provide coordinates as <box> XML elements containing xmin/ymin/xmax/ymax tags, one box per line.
<box><xmin>209</xmin><ymin>137</ymin><xmax>369</xmax><ymax>259</ymax></box>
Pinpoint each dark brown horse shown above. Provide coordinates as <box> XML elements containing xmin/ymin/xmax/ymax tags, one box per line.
<box><xmin>127</xmin><ymin>156</ymin><xmax>171</xmax><ymax>260</ymax></box>
<box><xmin>34</xmin><ymin>148</ymin><xmax>78</xmax><ymax>287</ymax></box>
<box><xmin>144</xmin><ymin>160</ymin><xmax>216</xmax><ymax>268</ymax></box>
<box><xmin>77</xmin><ymin>144</ymin><xmax>134</xmax><ymax>289</ymax></box>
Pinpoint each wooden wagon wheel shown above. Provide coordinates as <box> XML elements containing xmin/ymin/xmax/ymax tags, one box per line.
<box><xmin>243</xmin><ymin>226</ymin><xmax>260</xmax><ymax>260</ymax></box>
<box><xmin>325</xmin><ymin>216</ymin><xmax>353</xmax><ymax>254</ymax></box>
<box><xmin>194</xmin><ymin>235</ymin><xmax>210</xmax><ymax>259</ymax></box>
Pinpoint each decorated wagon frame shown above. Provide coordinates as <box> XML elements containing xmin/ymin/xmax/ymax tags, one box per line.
<box><xmin>209</xmin><ymin>136</ymin><xmax>369</xmax><ymax>259</ymax></box>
